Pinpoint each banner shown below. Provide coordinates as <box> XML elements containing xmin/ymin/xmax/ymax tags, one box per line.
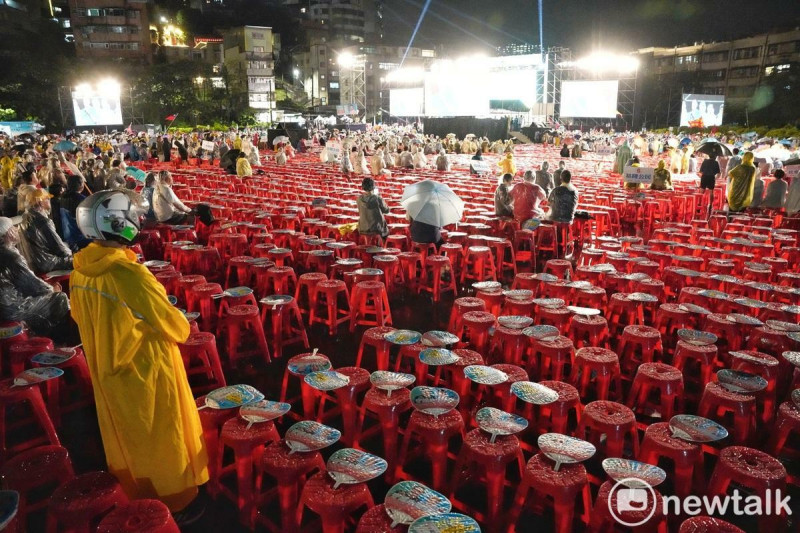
<box><xmin>470</xmin><ymin>161</ymin><xmax>491</xmax><ymax>173</ymax></box>
<box><xmin>785</xmin><ymin>165</ymin><xmax>800</xmax><ymax>179</ymax></box>
<box><xmin>201</xmin><ymin>140</ymin><xmax>215</xmax><ymax>151</ymax></box>
<box><xmin>623</xmin><ymin>166</ymin><xmax>654</xmax><ymax>184</ymax></box>
<box><xmin>0</xmin><ymin>121</ymin><xmax>45</xmax><ymax>135</ymax></box>
<box><xmin>596</xmin><ymin>145</ymin><xmax>615</xmax><ymax>156</ymax></box>
<box><xmin>326</xmin><ymin>141</ymin><xmax>341</xmax><ymax>161</ymax></box>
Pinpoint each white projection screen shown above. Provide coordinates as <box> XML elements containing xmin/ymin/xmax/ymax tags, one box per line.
<box><xmin>560</xmin><ymin>80</ymin><xmax>619</xmax><ymax>118</ymax></box>
<box><xmin>425</xmin><ymin>69</ymin><xmax>489</xmax><ymax>117</ymax></box>
<box><xmin>680</xmin><ymin>94</ymin><xmax>725</xmax><ymax>127</ymax></box>
<box><xmin>390</xmin><ymin>88</ymin><xmax>424</xmax><ymax>117</ymax></box>
<box><xmin>72</xmin><ymin>87</ymin><xmax>123</xmax><ymax>126</ymax></box>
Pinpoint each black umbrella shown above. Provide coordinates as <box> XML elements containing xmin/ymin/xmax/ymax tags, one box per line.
<box><xmin>695</xmin><ymin>142</ymin><xmax>732</xmax><ymax>159</ymax></box>
<box><xmin>11</xmin><ymin>144</ymin><xmax>28</xmax><ymax>153</ymax></box>
<box><xmin>219</xmin><ymin>149</ymin><xmax>241</xmax><ymax>173</ymax></box>
<box><xmin>782</xmin><ymin>157</ymin><xmax>800</xmax><ymax>167</ymax></box>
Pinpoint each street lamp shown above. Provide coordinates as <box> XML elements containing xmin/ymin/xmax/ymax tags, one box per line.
<box><xmin>293</xmin><ymin>68</ymin><xmax>300</xmax><ymax>79</ymax></box>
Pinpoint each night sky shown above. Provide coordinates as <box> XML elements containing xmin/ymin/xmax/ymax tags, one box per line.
<box><xmin>382</xmin><ymin>0</ymin><xmax>800</xmax><ymax>54</ymax></box>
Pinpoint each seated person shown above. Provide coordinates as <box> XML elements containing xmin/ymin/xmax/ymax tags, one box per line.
<box><xmin>153</xmin><ymin>171</ymin><xmax>192</xmax><ymax>225</ymax></box>
<box><xmin>762</xmin><ymin>169</ymin><xmax>788</xmax><ymax>209</ymax></box>
<box><xmin>408</xmin><ymin>214</ymin><xmax>442</xmax><ymax>246</ymax></box>
<box><xmin>0</xmin><ymin>217</ymin><xmax>71</xmax><ymax>338</ymax></box>
<box><xmin>547</xmin><ymin>170</ymin><xmax>579</xmax><ymax>223</ymax></box>
<box><xmin>510</xmin><ymin>170</ymin><xmax>546</xmax><ymax>222</ymax></box>
<box><xmin>650</xmin><ymin>160</ymin><xmax>673</xmax><ymax>191</ymax></box>
<box><xmin>750</xmin><ymin>173</ymin><xmax>765</xmax><ymax>209</ymax></box>
<box><xmin>236</xmin><ymin>151</ymin><xmax>253</xmax><ymax>177</ymax></box>
<box><xmin>494</xmin><ymin>174</ymin><xmax>514</xmax><ymax>217</ymax></box>
<box><xmin>19</xmin><ymin>188</ymin><xmax>73</xmax><ymax>274</ymax></box>
<box><xmin>140</xmin><ymin>173</ymin><xmax>157</xmax><ymax>222</ymax></box>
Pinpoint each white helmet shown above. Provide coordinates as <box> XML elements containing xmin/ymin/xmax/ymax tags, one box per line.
<box><xmin>76</xmin><ymin>190</ymin><xmax>146</xmax><ymax>244</ymax></box>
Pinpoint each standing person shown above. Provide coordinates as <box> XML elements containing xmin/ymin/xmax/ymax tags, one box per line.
<box><xmin>614</xmin><ymin>142</ymin><xmax>632</xmax><ymax>174</ymax></box>
<box><xmin>727</xmin><ymin>151</ymin><xmax>757</xmax><ymax>213</ymax></box>
<box><xmin>494</xmin><ymin>173</ymin><xmax>514</xmax><ymax>217</ymax></box>
<box><xmin>535</xmin><ymin>162</ymin><xmax>555</xmax><ymax>197</ymax></box>
<box><xmin>356</xmin><ymin>177</ymin><xmax>389</xmax><ymax>240</ymax></box>
<box><xmin>72</xmin><ymin>190</ymin><xmax>208</xmax><ymax>522</ymax></box>
<box><xmin>762</xmin><ymin>169</ymin><xmax>788</xmax><ymax>209</ymax></box>
<box><xmin>725</xmin><ymin>148</ymin><xmax>742</xmax><ymax>183</ymax></box>
<box><xmin>153</xmin><ymin>171</ymin><xmax>192</xmax><ymax>224</ymax></box>
<box><xmin>510</xmin><ymin>170</ymin><xmax>546</xmax><ymax>222</ymax></box>
<box><xmin>498</xmin><ymin>152</ymin><xmax>516</xmax><ymax>177</ymax></box>
<box><xmin>699</xmin><ymin>153</ymin><xmax>721</xmax><ymax>216</ymax></box>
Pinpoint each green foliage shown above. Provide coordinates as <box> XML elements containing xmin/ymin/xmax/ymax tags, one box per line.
<box><xmin>0</xmin><ymin>107</ymin><xmax>15</xmax><ymax>121</ymax></box>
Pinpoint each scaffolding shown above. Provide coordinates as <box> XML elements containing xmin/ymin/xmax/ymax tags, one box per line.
<box><xmin>339</xmin><ymin>55</ymin><xmax>367</xmax><ymax>116</ymax></box>
<box><xmin>545</xmin><ymin>47</ymin><xmax>571</xmax><ymax>125</ymax></box>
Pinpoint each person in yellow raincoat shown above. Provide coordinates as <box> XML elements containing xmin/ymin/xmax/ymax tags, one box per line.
<box><xmin>70</xmin><ymin>189</ymin><xmax>208</xmax><ymax>518</ymax></box>
<box><xmin>0</xmin><ymin>151</ymin><xmax>20</xmax><ymax>190</ymax></box>
<box><xmin>498</xmin><ymin>152</ymin><xmax>516</xmax><ymax>176</ymax></box>
<box><xmin>727</xmin><ymin>151</ymin><xmax>757</xmax><ymax>212</ymax></box>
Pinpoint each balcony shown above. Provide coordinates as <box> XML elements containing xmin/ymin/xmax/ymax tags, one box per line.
<box><xmin>246</xmin><ymin>67</ymin><xmax>273</xmax><ymax>76</ymax></box>
<box><xmin>245</xmin><ymin>51</ymin><xmax>271</xmax><ymax>61</ymax></box>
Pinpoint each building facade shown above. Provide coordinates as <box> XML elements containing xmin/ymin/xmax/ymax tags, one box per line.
<box><xmin>69</xmin><ymin>0</ymin><xmax>151</xmax><ymax>61</ymax></box>
<box><xmin>223</xmin><ymin>25</ymin><xmax>276</xmax><ymax>119</ymax></box>
<box><xmin>634</xmin><ymin>29</ymin><xmax>800</xmax><ymax>128</ymax></box>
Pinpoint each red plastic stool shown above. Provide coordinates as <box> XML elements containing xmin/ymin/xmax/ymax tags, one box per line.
<box><xmin>396</xmin><ymin>251</ymin><xmax>422</xmax><ymax>291</ymax></box>
<box><xmin>154</xmin><ymin>270</ymin><xmax>182</xmax><ymax>296</ymax></box>
<box><xmin>707</xmin><ymin>446</ymin><xmax>787</xmax><ymax>532</ymax></box>
<box><xmin>355</xmin><ymin>388</ymin><xmax>412</xmax><ymax>481</ymax></box>
<box><xmin>7</xmin><ymin>337</ymin><xmax>53</xmax><ymax>379</ymax></box>
<box><xmin>502</xmin><ymin>295</ymin><xmax>535</xmax><ymax>317</ymax></box>
<box><xmin>0</xmin><ymin>445</ymin><xmax>74</xmax><ymax>527</ymax></box>
<box><xmin>355</xmin><ymin>326</ymin><xmax>395</xmax><ymax>370</ymax></box>
<box><xmin>395</xmin><ymin>409</ymin><xmax>464</xmax><ymax>492</ymax></box>
<box><xmin>355</xmin><ymin>504</ymin><xmax>403</xmax><ymax>533</ymax></box>
<box><xmin>264</xmin><ymin>266</ymin><xmax>298</xmax><ymax>296</ymax></box>
<box><xmin>372</xmin><ymin>255</ymin><xmax>401</xmax><ymax>294</ymax></box>
<box><xmin>673</xmin><ymin>340</ymin><xmax>719</xmax><ymax>391</ymax></box>
<box><xmin>188</xmin><ymin>282</ymin><xmax>223</xmax><ymax>332</ymax></box>
<box><xmin>449</xmin><ymin>428</ymin><xmax>525</xmax><ymax>525</ymax></box>
<box><xmin>572</xmin><ymin>287</ymin><xmax>608</xmax><ymax>311</ymax></box>
<box><xmin>607</xmin><ymin>293</ymin><xmax>646</xmax><ymax>332</ymax></box>
<box><xmin>217</xmin><ymin>305</ymin><xmax>271</xmax><ymax>366</ymax></box>
<box><xmin>544</xmin><ymin>259</ymin><xmax>574</xmax><ymax>280</ymax></box>
<box><xmin>568</xmin><ymin>315</ymin><xmax>609</xmax><ymax>349</ymax></box>
<box><xmin>278</xmin><ymin>352</ymin><xmax>332</xmax><ymax>420</ymax></box>
<box><xmin>511</xmin><ymin>272</ymin><xmax>542</xmax><ymax>293</ymax></box>
<box><xmin>254</xmin><ymin>440</ymin><xmax>325</xmax><ymax>531</ymax></box>
<box><xmin>489</xmin><ymin>326</ymin><xmax>528</xmax><ymax>366</ymax></box>
<box><xmin>349</xmin><ymin>281</ymin><xmax>392</xmax><ymax>332</ymax></box>
<box><xmin>627</xmin><ymin>362</ymin><xmax>685</xmax><ymax>420</ymax></box>
<box><xmin>617</xmin><ymin>325</ymin><xmax>663</xmax><ymax>373</ymax></box>
<box><xmin>260</xmin><ymin>295</ymin><xmax>309</xmax><ymax>359</ymax></box>
<box><xmin>442</xmin><ymin>349</ymin><xmax>484</xmax><ymax>400</ymax></box>
<box><xmin>535</xmin><ymin>305</ymin><xmax>573</xmax><ymax>335</ymax></box>
<box><xmin>507</xmin><ymin>453</ymin><xmax>592</xmax><ymax>533</ymax></box>
<box><xmin>537</xmin><ymin>380</ymin><xmax>583</xmax><ymax>435</ymax></box>
<box><xmin>96</xmin><ymin>500</ymin><xmax>179</xmax><ymax>533</ymax></box>
<box><xmin>638</xmin><ymin>422</ymin><xmax>705</xmax><ymax>498</ymax></box>
<box><xmin>309</xmin><ymin>280</ymin><xmax>351</xmax><ymax>336</ymax></box>
<box><xmin>460</xmin><ymin>311</ymin><xmax>496</xmax><ymax>354</ymax></box>
<box><xmin>175</xmin><ymin>275</ymin><xmax>207</xmax><ymax>308</ymax></box>
<box><xmin>475</xmin><ymin>288</ymin><xmax>504</xmax><ymax>317</ymax></box>
<box><xmin>178</xmin><ymin>332</ymin><xmax>227</xmax><ymax>394</ymax></box>
<box><xmin>440</xmin><ymin>243</ymin><xmax>464</xmax><ymax>279</ymax></box>
<box><xmin>678</xmin><ymin>516</ymin><xmax>745</xmax><ymax>533</ymax></box>
<box><xmin>194</xmin><ymin>395</ymin><xmax>237</xmax><ymax>497</ymax></box>
<box><xmin>490</xmin><ymin>364</ymin><xmax>529</xmax><ymax>412</ymax></box>
<box><xmin>576</xmin><ymin>400</ymin><xmax>639</xmax><ymax>458</ymax></box>
<box><xmin>447</xmin><ymin>297</ymin><xmax>486</xmax><ymax>337</ymax></box>
<box><xmin>697</xmin><ymin>382</ymin><xmax>757</xmax><ymax>444</ymax></box>
<box><xmin>0</xmin><ymin>378</ymin><xmax>60</xmax><ymax>459</ymax></box>
<box><xmin>419</xmin><ymin>255</ymin><xmax>457</xmax><ymax>302</ymax></box>
<box><xmin>295</xmin><ymin>272</ymin><xmax>328</xmax><ymax>316</ymax></box>
<box><xmin>225</xmin><ymin>256</ymin><xmax>256</xmax><ymax>289</ymax></box>
<box><xmin>531</xmin><ymin>335</ymin><xmax>575</xmax><ymax>382</ymax></box>
<box><xmin>704</xmin><ymin>314</ymin><xmax>744</xmax><ymax>357</ymax></box>
<box><xmin>570</xmin><ymin>347</ymin><xmax>622</xmax><ymax>402</ymax></box>
<box><xmin>766</xmin><ymin>401</ymin><xmax>800</xmax><ymax>457</ymax></box>
<box><xmin>46</xmin><ymin>471</ymin><xmax>129</xmax><ymax>533</ymax></box>
<box><xmin>296</xmin><ymin>471</ymin><xmax>374</xmax><ymax>533</ymax></box>
<box><xmin>590</xmin><ymin>480</ymin><xmax>667</xmax><ymax>533</ymax></box>
<box><xmin>460</xmin><ymin>246</ymin><xmax>497</xmax><ymax>284</ymax></box>
<box><xmin>217</xmin><ymin>417</ymin><xmax>281</xmax><ymax>524</ymax></box>
<box><xmin>730</xmin><ymin>349</ymin><xmax>779</xmax><ymax>426</ymax></box>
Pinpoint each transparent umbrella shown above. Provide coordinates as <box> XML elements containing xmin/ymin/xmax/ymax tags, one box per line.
<box><xmin>401</xmin><ymin>180</ymin><xmax>464</xmax><ymax>227</ymax></box>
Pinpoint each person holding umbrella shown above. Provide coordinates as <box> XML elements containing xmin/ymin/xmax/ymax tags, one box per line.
<box><xmin>401</xmin><ymin>179</ymin><xmax>464</xmax><ymax>247</ymax></box>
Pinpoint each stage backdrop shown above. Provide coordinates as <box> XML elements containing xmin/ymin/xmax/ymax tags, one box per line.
<box><xmin>424</xmin><ymin>117</ymin><xmax>510</xmax><ymax>141</ymax></box>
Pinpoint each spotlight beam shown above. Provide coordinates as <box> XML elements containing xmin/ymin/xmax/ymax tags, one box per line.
<box><xmin>397</xmin><ymin>0</ymin><xmax>496</xmax><ymax>53</ymax></box>
<box><xmin>399</xmin><ymin>0</ymin><xmax>433</xmax><ymax>68</ymax></box>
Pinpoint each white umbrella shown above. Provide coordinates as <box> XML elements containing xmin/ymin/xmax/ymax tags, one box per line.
<box><xmin>401</xmin><ymin>180</ymin><xmax>464</xmax><ymax>227</ymax></box>
<box><xmin>272</xmin><ymin>136</ymin><xmax>290</xmax><ymax>146</ymax></box>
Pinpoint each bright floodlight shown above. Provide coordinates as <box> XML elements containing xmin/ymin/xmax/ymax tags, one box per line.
<box><xmin>338</xmin><ymin>52</ymin><xmax>356</xmax><ymax>68</ymax></box>
<box><xmin>573</xmin><ymin>53</ymin><xmax>639</xmax><ymax>74</ymax></box>
<box><xmin>386</xmin><ymin>67</ymin><xmax>425</xmax><ymax>84</ymax></box>
<box><xmin>293</xmin><ymin>68</ymin><xmax>300</xmax><ymax>78</ymax></box>
<box><xmin>74</xmin><ymin>83</ymin><xmax>92</xmax><ymax>95</ymax></box>
<box><xmin>97</xmin><ymin>78</ymin><xmax>121</xmax><ymax>96</ymax></box>
<box><xmin>160</xmin><ymin>15</ymin><xmax>167</xmax><ymax>23</ymax></box>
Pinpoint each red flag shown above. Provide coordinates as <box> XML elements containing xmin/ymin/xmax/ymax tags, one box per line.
<box><xmin>125</xmin><ymin>123</ymin><xmax>133</xmax><ymax>134</ymax></box>
<box><xmin>165</xmin><ymin>114</ymin><xmax>176</xmax><ymax>121</ymax></box>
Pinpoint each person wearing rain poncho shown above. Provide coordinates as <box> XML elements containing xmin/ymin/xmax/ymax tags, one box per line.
<box><xmin>614</xmin><ymin>142</ymin><xmax>632</xmax><ymax>174</ymax></box>
<box><xmin>535</xmin><ymin>162</ymin><xmax>555</xmax><ymax>197</ymax></box>
<box><xmin>727</xmin><ymin>151</ymin><xmax>757</xmax><ymax>213</ymax></box>
<box><xmin>650</xmin><ymin>160</ymin><xmax>673</xmax><ymax>191</ymax></box>
<box><xmin>436</xmin><ymin>150</ymin><xmax>451</xmax><ymax>171</ymax></box>
<box><xmin>784</xmin><ymin>172</ymin><xmax>800</xmax><ymax>215</ymax></box>
<box><xmin>70</xmin><ymin>190</ymin><xmax>208</xmax><ymax>521</ymax></box>
<box><xmin>498</xmin><ymin>152</ymin><xmax>516</xmax><ymax>177</ymax></box>
<box><xmin>0</xmin><ymin>216</ymin><xmax>71</xmax><ymax>337</ymax></box>
<box><xmin>19</xmin><ymin>188</ymin><xmax>74</xmax><ymax>274</ymax></box>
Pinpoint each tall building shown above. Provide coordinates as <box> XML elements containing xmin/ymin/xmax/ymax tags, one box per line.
<box><xmin>69</xmin><ymin>0</ymin><xmax>151</xmax><ymax>61</ymax></box>
<box><xmin>223</xmin><ymin>25</ymin><xmax>276</xmax><ymax>119</ymax></box>
<box><xmin>0</xmin><ymin>0</ymin><xmax>40</xmax><ymax>36</ymax></box>
<box><xmin>634</xmin><ymin>29</ymin><xmax>800</xmax><ymax>127</ymax></box>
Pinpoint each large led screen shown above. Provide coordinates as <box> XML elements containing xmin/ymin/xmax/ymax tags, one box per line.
<box><xmin>424</xmin><ymin>64</ymin><xmax>490</xmax><ymax>117</ymax></box>
<box><xmin>390</xmin><ymin>88</ymin><xmax>424</xmax><ymax>117</ymax></box>
<box><xmin>72</xmin><ymin>85</ymin><xmax>123</xmax><ymax>126</ymax></box>
<box><xmin>680</xmin><ymin>94</ymin><xmax>725</xmax><ymax>127</ymax></box>
<box><xmin>560</xmin><ymin>80</ymin><xmax>619</xmax><ymax>118</ymax></box>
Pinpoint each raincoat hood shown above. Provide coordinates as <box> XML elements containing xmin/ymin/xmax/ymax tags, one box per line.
<box><xmin>73</xmin><ymin>242</ymin><xmax>137</xmax><ymax>278</ymax></box>
<box><xmin>742</xmin><ymin>152</ymin><xmax>755</xmax><ymax>166</ymax></box>
<box><xmin>657</xmin><ymin>160</ymin><xmax>666</xmax><ymax>170</ymax></box>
